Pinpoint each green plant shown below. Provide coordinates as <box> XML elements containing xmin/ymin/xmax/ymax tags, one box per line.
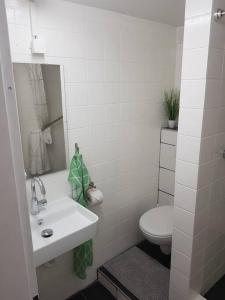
<box><xmin>164</xmin><ymin>89</ymin><xmax>180</xmax><ymax>120</ymax></box>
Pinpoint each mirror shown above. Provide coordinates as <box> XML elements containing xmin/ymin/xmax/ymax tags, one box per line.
<box><xmin>13</xmin><ymin>63</ymin><xmax>67</xmax><ymax>178</ymax></box>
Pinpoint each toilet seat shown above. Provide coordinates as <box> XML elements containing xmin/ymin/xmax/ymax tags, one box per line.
<box><xmin>139</xmin><ymin>205</ymin><xmax>173</xmax><ymax>239</ymax></box>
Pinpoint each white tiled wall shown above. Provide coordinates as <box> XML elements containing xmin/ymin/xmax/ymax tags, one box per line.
<box><xmin>5</xmin><ymin>0</ymin><xmax>177</xmax><ymax>299</ymax></box>
<box><xmin>175</xmin><ymin>26</ymin><xmax>184</xmax><ymax>88</ymax></box>
<box><xmin>170</xmin><ymin>0</ymin><xmax>225</xmax><ymax>299</ymax></box>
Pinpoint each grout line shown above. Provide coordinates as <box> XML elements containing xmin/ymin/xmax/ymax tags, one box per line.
<box><xmin>160</xmin><ymin>166</ymin><xmax>176</xmax><ymax>172</ymax></box>
<box><xmin>158</xmin><ymin>189</ymin><xmax>174</xmax><ymax>197</ymax></box>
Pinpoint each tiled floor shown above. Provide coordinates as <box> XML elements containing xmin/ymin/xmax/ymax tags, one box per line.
<box><xmin>205</xmin><ymin>274</ymin><xmax>225</xmax><ymax>300</ymax></box>
<box><xmin>67</xmin><ymin>282</ymin><xmax>116</xmax><ymax>300</ymax></box>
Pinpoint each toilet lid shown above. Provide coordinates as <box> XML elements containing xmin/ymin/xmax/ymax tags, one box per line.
<box><xmin>139</xmin><ymin>205</ymin><xmax>173</xmax><ymax>238</ymax></box>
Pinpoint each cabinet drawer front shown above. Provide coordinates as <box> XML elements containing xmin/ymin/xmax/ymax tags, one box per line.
<box><xmin>159</xmin><ymin>168</ymin><xmax>175</xmax><ymax>195</ymax></box>
<box><xmin>160</xmin><ymin>143</ymin><xmax>176</xmax><ymax>171</ymax></box>
<box><xmin>158</xmin><ymin>191</ymin><xmax>174</xmax><ymax>206</ymax></box>
<box><xmin>161</xmin><ymin>129</ymin><xmax>177</xmax><ymax>145</ymax></box>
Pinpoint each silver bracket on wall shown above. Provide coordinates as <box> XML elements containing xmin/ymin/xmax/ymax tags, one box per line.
<box><xmin>214</xmin><ymin>9</ymin><xmax>225</xmax><ymax>21</ymax></box>
<box><xmin>222</xmin><ymin>150</ymin><xmax>225</xmax><ymax>159</ymax></box>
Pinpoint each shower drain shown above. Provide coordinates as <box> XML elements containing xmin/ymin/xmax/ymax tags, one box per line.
<box><xmin>41</xmin><ymin>228</ymin><xmax>53</xmax><ymax>238</ymax></box>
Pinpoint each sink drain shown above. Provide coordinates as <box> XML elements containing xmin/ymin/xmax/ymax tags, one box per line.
<box><xmin>41</xmin><ymin>228</ymin><xmax>53</xmax><ymax>238</ymax></box>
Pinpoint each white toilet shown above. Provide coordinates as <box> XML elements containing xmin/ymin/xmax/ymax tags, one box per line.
<box><xmin>139</xmin><ymin>205</ymin><xmax>173</xmax><ymax>255</ymax></box>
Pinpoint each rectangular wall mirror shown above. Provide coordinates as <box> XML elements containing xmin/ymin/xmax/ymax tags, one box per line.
<box><xmin>13</xmin><ymin>63</ymin><xmax>67</xmax><ymax>178</ymax></box>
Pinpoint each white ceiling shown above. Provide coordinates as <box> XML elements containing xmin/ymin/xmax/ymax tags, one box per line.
<box><xmin>66</xmin><ymin>0</ymin><xmax>185</xmax><ymax>26</ymax></box>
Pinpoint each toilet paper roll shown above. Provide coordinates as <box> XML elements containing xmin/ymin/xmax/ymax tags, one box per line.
<box><xmin>87</xmin><ymin>188</ymin><xmax>103</xmax><ymax>207</ymax></box>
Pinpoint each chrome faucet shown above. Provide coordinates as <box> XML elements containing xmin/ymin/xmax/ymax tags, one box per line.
<box><xmin>31</xmin><ymin>176</ymin><xmax>47</xmax><ymax>215</ymax></box>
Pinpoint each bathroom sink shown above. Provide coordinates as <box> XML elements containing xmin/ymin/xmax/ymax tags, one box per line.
<box><xmin>29</xmin><ymin>196</ymin><xmax>98</xmax><ymax>267</ymax></box>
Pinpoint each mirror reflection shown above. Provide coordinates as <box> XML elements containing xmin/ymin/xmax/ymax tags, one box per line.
<box><xmin>13</xmin><ymin>63</ymin><xmax>66</xmax><ymax>178</ymax></box>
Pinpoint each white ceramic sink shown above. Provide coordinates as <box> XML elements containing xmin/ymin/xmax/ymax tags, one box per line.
<box><xmin>30</xmin><ymin>196</ymin><xmax>98</xmax><ymax>267</ymax></box>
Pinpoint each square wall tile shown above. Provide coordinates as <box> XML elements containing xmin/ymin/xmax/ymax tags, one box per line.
<box><xmin>182</xmin><ymin>48</ymin><xmax>208</xmax><ymax>80</ymax></box>
<box><xmin>170</xmin><ymin>268</ymin><xmax>190</xmax><ymax>299</ymax></box>
<box><xmin>197</xmin><ymin>162</ymin><xmax>213</xmax><ymax>189</ymax></box>
<box><xmin>207</xmin><ymin>48</ymin><xmax>224</xmax><ymax>80</ymax></box>
<box><xmin>104</xmin><ymin>61</ymin><xmax>120</xmax><ymax>82</ymax></box>
<box><xmin>172</xmin><ymin>228</ymin><xmax>193</xmax><ymax>257</ymax></box>
<box><xmin>85</xmin><ymin>22</ymin><xmax>104</xmax><ymax>60</ymax></box>
<box><xmin>176</xmin><ymin>135</ymin><xmax>201</xmax><ymax>164</ymax></box>
<box><xmin>196</xmin><ymin>185</ymin><xmax>210</xmax><ymax>213</ymax></box>
<box><xmin>8</xmin><ymin>24</ymin><xmax>31</xmax><ymax>54</ymax></box>
<box><xmin>68</xmin><ymin>127</ymin><xmax>90</xmax><ymax>149</ymax></box>
<box><xmin>178</xmin><ymin>108</ymin><xmax>203</xmax><ymax>137</ymax></box>
<box><xmin>174</xmin><ymin>206</ymin><xmax>195</xmax><ymax>236</ymax></box>
<box><xmin>104</xmin><ymin>27</ymin><xmax>120</xmax><ymax>61</ymax></box>
<box><xmin>176</xmin><ymin>160</ymin><xmax>199</xmax><ymax>189</ymax></box>
<box><xmin>202</xmin><ymin>108</ymin><xmax>219</xmax><ymax>137</ymax></box>
<box><xmin>183</xmin><ymin>15</ymin><xmax>211</xmax><ymax>50</ymax></box>
<box><xmin>171</xmin><ymin>249</ymin><xmax>191</xmax><ymax>277</ymax></box>
<box><xmin>180</xmin><ymin>80</ymin><xmax>206</xmax><ymax>109</ymax></box>
<box><xmin>192</xmin><ymin>229</ymin><xmax>207</xmax><ymax>255</ymax></box>
<box><xmin>87</xmin><ymin>60</ymin><xmax>104</xmax><ymax>82</ymax></box>
<box><xmin>88</xmin><ymin>105</ymin><xmax>108</xmax><ymax>125</ymax></box>
<box><xmin>194</xmin><ymin>207</ymin><xmax>209</xmax><ymax>236</ymax></box>
<box><xmin>210</xmin><ymin>19</ymin><xmax>225</xmax><ymax>51</ymax></box>
<box><xmin>199</xmin><ymin>136</ymin><xmax>215</xmax><ymax>163</ymax></box>
<box><xmin>205</xmin><ymin>79</ymin><xmax>222</xmax><ymax>109</ymax></box>
<box><xmin>42</xmin><ymin>29</ymin><xmax>86</xmax><ymax>58</ymax></box>
<box><xmin>67</xmin><ymin>106</ymin><xmax>89</xmax><ymax>129</ymax></box>
<box><xmin>190</xmin><ymin>250</ymin><xmax>205</xmax><ymax>280</ymax></box>
<box><xmin>65</xmin><ymin>83</ymin><xmax>88</xmax><ymax>106</ymax></box>
<box><xmin>103</xmin><ymin>83</ymin><xmax>120</xmax><ymax>104</ymax></box>
<box><xmin>64</xmin><ymin>59</ymin><xmax>86</xmax><ymax>82</ymax></box>
<box><xmin>120</xmin><ymin>62</ymin><xmax>136</xmax><ymax>82</ymax></box>
<box><xmin>213</xmin><ymin>0</ymin><xmax>225</xmax><ymax>10</ymax></box>
<box><xmin>87</xmin><ymin>83</ymin><xmax>104</xmax><ymax>105</ymax></box>
<box><xmin>174</xmin><ymin>184</ymin><xmax>197</xmax><ymax>213</ymax></box>
<box><xmin>185</xmin><ymin>0</ymin><xmax>213</xmax><ymax>19</ymax></box>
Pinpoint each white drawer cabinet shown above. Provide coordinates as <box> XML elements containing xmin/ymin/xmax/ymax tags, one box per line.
<box><xmin>158</xmin><ymin>191</ymin><xmax>174</xmax><ymax>206</ymax></box>
<box><xmin>159</xmin><ymin>168</ymin><xmax>175</xmax><ymax>196</ymax></box>
<box><xmin>160</xmin><ymin>143</ymin><xmax>176</xmax><ymax>171</ymax></box>
<box><xmin>161</xmin><ymin>129</ymin><xmax>177</xmax><ymax>146</ymax></box>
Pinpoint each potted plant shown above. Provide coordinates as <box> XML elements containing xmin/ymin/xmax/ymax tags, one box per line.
<box><xmin>164</xmin><ymin>89</ymin><xmax>180</xmax><ymax>129</ymax></box>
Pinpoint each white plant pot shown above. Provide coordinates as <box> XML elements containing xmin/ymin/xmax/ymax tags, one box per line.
<box><xmin>168</xmin><ymin>120</ymin><xmax>176</xmax><ymax>129</ymax></box>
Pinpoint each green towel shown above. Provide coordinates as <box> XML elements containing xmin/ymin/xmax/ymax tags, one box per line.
<box><xmin>68</xmin><ymin>149</ymin><xmax>93</xmax><ymax>279</ymax></box>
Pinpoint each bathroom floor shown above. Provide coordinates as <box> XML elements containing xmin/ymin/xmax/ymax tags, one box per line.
<box><xmin>99</xmin><ymin>246</ymin><xmax>170</xmax><ymax>299</ymax></box>
<box><xmin>69</xmin><ymin>240</ymin><xmax>171</xmax><ymax>300</ymax></box>
<box><xmin>137</xmin><ymin>240</ymin><xmax>171</xmax><ymax>269</ymax></box>
<box><xmin>67</xmin><ymin>281</ymin><xmax>115</xmax><ymax>300</ymax></box>
<box><xmin>205</xmin><ymin>274</ymin><xmax>225</xmax><ymax>300</ymax></box>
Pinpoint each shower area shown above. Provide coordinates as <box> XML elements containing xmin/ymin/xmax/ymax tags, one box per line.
<box><xmin>170</xmin><ymin>1</ymin><xmax>225</xmax><ymax>299</ymax></box>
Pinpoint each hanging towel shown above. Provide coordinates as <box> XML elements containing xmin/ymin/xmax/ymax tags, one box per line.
<box><xmin>68</xmin><ymin>149</ymin><xmax>93</xmax><ymax>279</ymax></box>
